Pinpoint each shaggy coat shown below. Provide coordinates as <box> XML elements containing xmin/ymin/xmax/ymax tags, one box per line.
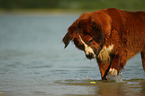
<box><xmin>62</xmin><ymin>8</ymin><xmax>145</xmax><ymax>80</ymax></box>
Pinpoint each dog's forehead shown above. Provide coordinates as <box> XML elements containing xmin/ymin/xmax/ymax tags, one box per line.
<box><xmin>72</xmin><ymin>34</ymin><xmax>86</xmax><ymax>45</ymax></box>
<box><xmin>79</xmin><ymin>32</ymin><xmax>93</xmax><ymax>41</ymax></box>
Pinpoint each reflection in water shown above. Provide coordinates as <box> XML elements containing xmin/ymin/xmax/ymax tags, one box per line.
<box><xmin>140</xmin><ymin>81</ymin><xmax>145</xmax><ymax>95</ymax></box>
<box><xmin>59</xmin><ymin>79</ymin><xmax>145</xmax><ymax>96</ymax></box>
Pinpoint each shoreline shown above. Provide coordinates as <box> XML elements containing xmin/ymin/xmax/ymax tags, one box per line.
<box><xmin>0</xmin><ymin>9</ymin><xmax>91</xmax><ymax>16</ymax></box>
<box><xmin>0</xmin><ymin>8</ymin><xmax>143</xmax><ymax>16</ymax></box>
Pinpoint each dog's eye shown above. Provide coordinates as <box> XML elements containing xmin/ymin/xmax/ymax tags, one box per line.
<box><xmin>88</xmin><ymin>39</ymin><xmax>93</xmax><ymax>43</ymax></box>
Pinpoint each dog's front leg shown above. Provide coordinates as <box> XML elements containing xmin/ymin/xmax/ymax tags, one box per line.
<box><xmin>109</xmin><ymin>54</ymin><xmax>121</xmax><ymax>76</ymax></box>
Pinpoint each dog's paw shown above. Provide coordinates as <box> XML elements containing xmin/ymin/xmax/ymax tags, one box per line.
<box><xmin>109</xmin><ymin>68</ymin><xmax>118</xmax><ymax>76</ymax></box>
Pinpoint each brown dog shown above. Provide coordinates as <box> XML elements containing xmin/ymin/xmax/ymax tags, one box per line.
<box><xmin>62</xmin><ymin>8</ymin><xmax>145</xmax><ymax>80</ymax></box>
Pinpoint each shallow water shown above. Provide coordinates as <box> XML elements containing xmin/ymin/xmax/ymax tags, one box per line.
<box><xmin>0</xmin><ymin>13</ymin><xmax>145</xmax><ymax>96</ymax></box>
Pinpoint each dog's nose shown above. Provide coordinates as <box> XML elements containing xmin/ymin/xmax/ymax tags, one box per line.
<box><xmin>86</xmin><ymin>53</ymin><xmax>94</xmax><ymax>59</ymax></box>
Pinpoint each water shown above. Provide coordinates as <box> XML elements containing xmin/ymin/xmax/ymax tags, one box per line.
<box><xmin>0</xmin><ymin>12</ymin><xmax>145</xmax><ymax>96</ymax></box>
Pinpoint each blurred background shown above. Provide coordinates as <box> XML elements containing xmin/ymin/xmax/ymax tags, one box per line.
<box><xmin>0</xmin><ymin>0</ymin><xmax>145</xmax><ymax>11</ymax></box>
<box><xmin>0</xmin><ymin>0</ymin><xmax>145</xmax><ymax>96</ymax></box>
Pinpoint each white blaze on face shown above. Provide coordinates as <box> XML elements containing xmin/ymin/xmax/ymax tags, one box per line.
<box><xmin>79</xmin><ymin>35</ymin><xmax>96</xmax><ymax>58</ymax></box>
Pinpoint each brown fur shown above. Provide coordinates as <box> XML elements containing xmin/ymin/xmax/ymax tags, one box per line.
<box><xmin>62</xmin><ymin>8</ymin><xmax>145</xmax><ymax>80</ymax></box>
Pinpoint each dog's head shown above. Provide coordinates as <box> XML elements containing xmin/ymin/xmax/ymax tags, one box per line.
<box><xmin>63</xmin><ymin>12</ymin><xmax>111</xmax><ymax>60</ymax></box>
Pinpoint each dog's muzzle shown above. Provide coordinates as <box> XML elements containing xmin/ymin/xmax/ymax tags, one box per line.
<box><xmin>85</xmin><ymin>52</ymin><xmax>96</xmax><ymax>60</ymax></box>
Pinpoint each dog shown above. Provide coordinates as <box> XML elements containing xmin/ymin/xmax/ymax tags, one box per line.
<box><xmin>62</xmin><ymin>8</ymin><xmax>145</xmax><ymax>80</ymax></box>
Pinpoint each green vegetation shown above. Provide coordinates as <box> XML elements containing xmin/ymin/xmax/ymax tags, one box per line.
<box><xmin>0</xmin><ymin>0</ymin><xmax>145</xmax><ymax>11</ymax></box>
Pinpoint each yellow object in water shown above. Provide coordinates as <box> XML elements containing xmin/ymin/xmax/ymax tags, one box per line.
<box><xmin>90</xmin><ymin>82</ymin><xmax>96</xmax><ymax>84</ymax></box>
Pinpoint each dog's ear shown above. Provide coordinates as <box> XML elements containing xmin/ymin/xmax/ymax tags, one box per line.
<box><xmin>62</xmin><ymin>21</ymin><xmax>78</xmax><ymax>48</ymax></box>
<box><xmin>62</xmin><ymin>32</ymin><xmax>72</xmax><ymax>48</ymax></box>
<box><xmin>90</xmin><ymin>13</ymin><xmax>111</xmax><ymax>42</ymax></box>
<box><xmin>90</xmin><ymin>22</ymin><xmax>104</xmax><ymax>43</ymax></box>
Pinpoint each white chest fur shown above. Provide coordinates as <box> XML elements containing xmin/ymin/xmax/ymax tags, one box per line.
<box><xmin>97</xmin><ymin>44</ymin><xmax>114</xmax><ymax>62</ymax></box>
